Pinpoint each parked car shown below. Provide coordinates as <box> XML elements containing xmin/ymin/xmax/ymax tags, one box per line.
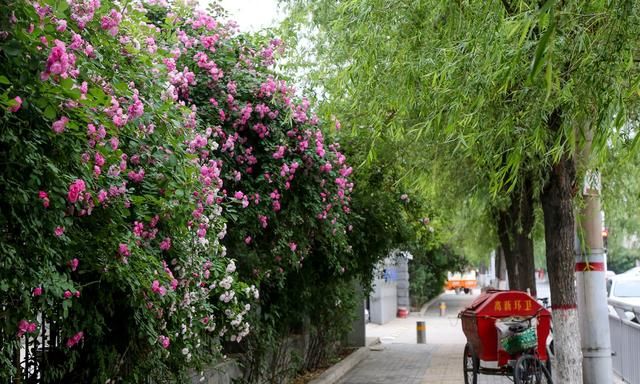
<box><xmin>620</xmin><ymin>266</ymin><xmax>640</xmax><ymax>276</ymax></box>
<box><xmin>607</xmin><ymin>271</ymin><xmax>640</xmax><ymax>322</ymax></box>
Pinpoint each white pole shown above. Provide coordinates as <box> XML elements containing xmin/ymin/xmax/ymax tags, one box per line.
<box><xmin>577</xmin><ymin>171</ymin><xmax>612</xmax><ymax>384</ymax></box>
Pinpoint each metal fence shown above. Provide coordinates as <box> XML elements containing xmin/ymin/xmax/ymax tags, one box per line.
<box><xmin>609</xmin><ymin>299</ymin><xmax>640</xmax><ymax>384</ymax></box>
<box><xmin>4</xmin><ymin>310</ymin><xmax>62</xmax><ymax>383</ymax></box>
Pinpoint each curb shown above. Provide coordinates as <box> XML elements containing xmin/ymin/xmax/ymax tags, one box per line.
<box><xmin>418</xmin><ymin>291</ymin><xmax>445</xmax><ymax>316</ymax></box>
<box><xmin>307</xmin><ymin>339</ymin><xmax>379</xmax><ymax>384</ymax></box>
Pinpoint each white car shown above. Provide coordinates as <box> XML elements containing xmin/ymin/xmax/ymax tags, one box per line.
<box><xmin>607</xmin><ymin>271</ymin><xmax>640</xmax><ymax>321</ymax></box>
<box><xmin>621</xmin><ymin>266</ymin><xmax>640</xmax><ymax>276</ymax></box>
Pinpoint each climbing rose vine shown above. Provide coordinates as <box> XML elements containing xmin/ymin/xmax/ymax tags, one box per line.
<box><xmin>0</xmin><ymin>0</ymin><xmax>354</xmax><ymax>381</ymax></box>
<box><xmin>0</xmin><ymin>1</ymin><xmax>256</xmax><ymax>381</ymax></box>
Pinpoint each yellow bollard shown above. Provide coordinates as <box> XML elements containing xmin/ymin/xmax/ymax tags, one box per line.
<box><xmin>416</xmin><ymin>321</ymin><xmax>426</xmax><ymax>344</ymax></box>
<box><xmin>439</xmin><ymin>302</ymin><xmax>447</xmax><ymax>317</ymax></box>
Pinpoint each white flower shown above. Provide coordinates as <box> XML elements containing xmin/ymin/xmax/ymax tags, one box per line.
<box><xmin>219</xmin><ymin>276</ymin><xmax>233</xmax><ymax>290</ymax></box>
<box><xmin>218</xmin><ymin>223</ymin><xmax>227</xmax><ymax>239</ymax></box>
<box><xmin>181</xmin><ymin>347</ymin><xmax>189</xmax><ymax>355</ymax></box>
<box><xmin>226</xmin><ymin>261</ymin><xmax>236</xmax><ymax>273</ymax></box>
<box><xmin>219</xmin><ymin>291</ymin><xmax>235</xmax><ymax>303</ymax></box>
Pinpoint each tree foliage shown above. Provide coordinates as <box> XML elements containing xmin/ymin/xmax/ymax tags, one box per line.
<box><xmin>281</xmin><ymin>1</ymin><xmax>640</xmax><ymax>382</ymax></box>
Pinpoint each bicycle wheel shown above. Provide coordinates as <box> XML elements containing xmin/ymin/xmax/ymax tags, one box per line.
<box><xmin>514</xmin><ymin>354</ymin><xmax>553</xmax><ymax>384</ymax></box>
<box><xmin>463</xmin><ymin>343</ymin><xmax>478</xmax><ymax>384</ymax></box>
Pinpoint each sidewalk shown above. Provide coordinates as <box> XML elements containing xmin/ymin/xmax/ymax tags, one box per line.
<box><xmin>339</xmin><ymin>288</ymin><xmax>626</xmax><ymax>384</ymax></box>
<box><xmin>359</xmin><ymin>290</ymin><xmax>510</xmax><ymax>384</ymax></box>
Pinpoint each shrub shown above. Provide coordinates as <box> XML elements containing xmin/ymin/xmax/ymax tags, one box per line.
<box><xmin>0</xmin><ymin>1</ymin><xmax>254</xmax><ymax>381</ymax></box>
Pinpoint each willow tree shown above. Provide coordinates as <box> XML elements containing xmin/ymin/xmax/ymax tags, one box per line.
<box><xmin>282</xmin><ymin>1</ymin><xmax>640</xmax><ymax>382</ymax></box>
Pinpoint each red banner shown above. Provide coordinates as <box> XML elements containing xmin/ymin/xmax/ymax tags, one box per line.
<box><xmin>575</xmin><ymin>261</ymin><xmax>605</xmax><ymax>272</ymax></box>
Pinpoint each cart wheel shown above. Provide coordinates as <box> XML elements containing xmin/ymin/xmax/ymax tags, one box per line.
<box><xmin>463</xmin><ymin>343</ymin><xmax>478</xmax><ymax>384</ymax></box>
<box><xmin>464</xmin><ymin>288</ymin><xmax>471</xmax><ymax>294</ymax></box>
<box><xmin>455</xmin><ymin>287</ymin><xmax>461</xmax><ymax>295</ymax></box>
<box><xmin>513</xmin><ymin>354</ymin><xmax>552</xmax><ymax>384</ymax></box>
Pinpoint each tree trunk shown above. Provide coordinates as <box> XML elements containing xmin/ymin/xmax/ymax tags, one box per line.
<box><xmin>498</xmin><ymin>247</ymin><xmax>507</xmax><ymax>282</ymax></box>
<box><xmin>516</xmin><ymin>176</ymin><xmax>537</xmax><ymax>297</ymax></box>
<box><xmin>497</xmin><ymin>210</ymin><xmax>520</xmax><ymax>291</ymax></box>
<box><xmin>495</xmin><ymin>176</ymin><xmax>537</xmax><ymax>295</ymax></box>
<box><xmin>541</xmin><ymin>151</ymin><xmax>583</xmax><ymax>384</ymax></box>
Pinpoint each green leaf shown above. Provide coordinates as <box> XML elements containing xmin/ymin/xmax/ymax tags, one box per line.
<box><xmin>43</xmin><ymin>105</ymin><xmax>57</xmax><ymax>120</ymax></box>
<box><xmin>538</xmin><ymin>0</ymin><xmax>557</xmax><ymax>14</ymax></box>
<box><xmin>529</xmin><ymin>22</ymin><xmax>555</xmax><ymax>81</ymax></box>
<box><xmin>544</xmin><ymin>60</ymin><xmax>553</xmax><ymax>101</ymax></box>
<box><xmin>60</xmin><ymin>78</ymin><xmax>74</xmax><ymax>90</ymax></box>
<box><xmin>56</xmin><ymin>0</ymin><xmax>69</xmax><ymax>14</ymax></box>
<box><xmin>0</xmin><ymin>76</ymin><xmax>10</xmax><ymax>85</ymax></box>
<box><xmin>3</xmin><ymin>43</ymin><xmax>21</xmax><ymax>56</ymax></box>
<box><xmin>62</xmin><ymin>299</ymin><xmax>70</xmax><ymax>318</ymax></box>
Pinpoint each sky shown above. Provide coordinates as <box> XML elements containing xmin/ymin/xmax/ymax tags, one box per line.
<box><xmin>216</xmin><ymin>0</ymin><xmax>282</xmax><ymax>32</ymax></box>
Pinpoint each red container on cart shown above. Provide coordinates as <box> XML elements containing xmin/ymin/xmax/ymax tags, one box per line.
<box><xmin>460</xmin><ymin>290</ymin><xmax>551</xmax><ymax>366</ymax></box>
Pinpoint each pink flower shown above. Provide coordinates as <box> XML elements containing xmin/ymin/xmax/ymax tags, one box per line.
<box><xmin>67</xmin><ymin>179</ymin><xmax>86</xmax><ymax>203</ymax></box>
<box><xmin>158</xmin><ymin>335</ymin><xmax>170</xmax><ymax>349</ymax></box>
<box><xmin>69</xmin><ymin>0</ymin><xmax>100</xmax><ymax>29</ymax></box>
<box><xmin>52</xmin><ymin>116</ymin><xmax>69</xmax><ymax>134</ymax></box>
<box><xmin>42</xmin><ymin>40</ymin><xmax>75</xmax><ymax>80</ymax></box>
<box><xmin>244</xmin><ymin>236</ymin><xmax>252</xmax><ymax>244</ymax></box>
<box><xmin>118</xmin><ymin>243</ymin><xmax>130</xmax><ymax>257</ymax></box>
<box><xmin>233</xmin><ymin>191</ymin><xmax>244</xmax><ymax>200</ymax></box>
<box><xmin>17</xmin><ymin>320</ymin><xmax>37</xmax><ymax>337</ymax></box>
<box><xmin>56</xmin><ymin>19</ymin><xmax>67</xmax><ymax>32</ymax></box>
<box><xmin>69</xmin><ymin>258</ymin><xmax>79</xmax><ymax>271</ymax></box>
<box><xmin>64</xmin><ymin>290</ymin><xmax>73</xmax><ymax>299</ymax></box>
<box><xmin>38</xmin><ymin>191</ymin><xmax>50</xmax><ymax>208</ymax></box>
<box><xmin>66</xmin><ymin>331</ymin><xmax>84</xmax><ymax>348</ymax></box>
<box><xmin>289</xmin><ymin>242</ymin><xmax>297</xmax><ymax>252</ymax></box>
<box><xmin>9</xmin><ymin>96</ymin><xmax>22</xmax><ymax>112</ymax></box>
<box><xmin>272</xmin><ymin>145</ymin><xmax>286</xmax><ymax>159</ymax></box>
<box><xmin>33</xmin><ymin>287</ymin><xmax>43</xmax><ymax>296</ymax></box>
<box><xmin>127</xmin><ymin>169</ymin><xmax>145</xmax><ymax>183</ymax></box>
<box><xmin>146</xmin><ymin>37</ymin><xmax>157</xmax><ymax>54</ymax></box>
<box><xmin>94</xmin><ymin>152</ymin><xmax>105</xmax><ymax>167</ymax></box>
<box><xmin>133</xmin><ymin>221</ymin><xmax>144</xmax><ymax>237</ymax></box>
<box><xmin>75</xmin><ymin>290</ymin><xmax>81</xmax><ymax>298</ymax></box>
<box><xmin>100</xmin><ymin>9</ymin><xmax>122</xmax><ymax>36</ymax></box>
<box><xmin>97</xmin><ymin>189</ymin><xmax>108</xmax><ymax>203</ymax></box>
<box><xmin>151</xmin><ymin>280</ymin><xmax>167</xmax><ymax>296</ymax></box>
<box><xmin>54</xmin><ymin>226</ymin><xmax>65</xmax><ymax>237</ymax></box>
<box><xmin>110</xmin><ymin>137</ymin><xmax>119</xmax><ymax>150</ymax></box>
<box><xmin>159</xmin><ymin>237</ymin><xmax>171</xmax><ymax>251</ymax></box>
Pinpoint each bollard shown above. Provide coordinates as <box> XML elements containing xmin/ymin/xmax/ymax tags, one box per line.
<box><xmin>416</xmin><ymin>321</ymin><xmax>426</xmax><ymax>344</ymax></box>
<box><xmin>439</xmin><ymin>302</ymin><xmax>447</xmax><ymax>317</ymax></box>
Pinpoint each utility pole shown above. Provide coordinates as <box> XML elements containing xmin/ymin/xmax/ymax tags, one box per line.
<box><xmin>576</xmin><ymin>170</ymin><xmax>612</xmax><ymax>384</ymax></box>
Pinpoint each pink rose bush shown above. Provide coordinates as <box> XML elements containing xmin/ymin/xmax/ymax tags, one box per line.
<box><xmin>1</xmin><ymin>1</ymin><xmax>256</xmax><ymax>380</ymax></box>
<box><xmin>0</xmin><ymin>0</ymin><xmax>359</xmax><ymax>381</ymax></box>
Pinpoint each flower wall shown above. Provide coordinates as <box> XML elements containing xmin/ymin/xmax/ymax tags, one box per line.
<box><xmin>0</xmin><ymin>0</ymin><xmax>357</xmax><ymax>381</ymax></box>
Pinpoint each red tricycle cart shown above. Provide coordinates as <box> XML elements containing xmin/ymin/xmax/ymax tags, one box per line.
<box><xmin>459</xmin><ymin>290</ymin><xmax>553</xmax><ymax>384</ymax></box>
